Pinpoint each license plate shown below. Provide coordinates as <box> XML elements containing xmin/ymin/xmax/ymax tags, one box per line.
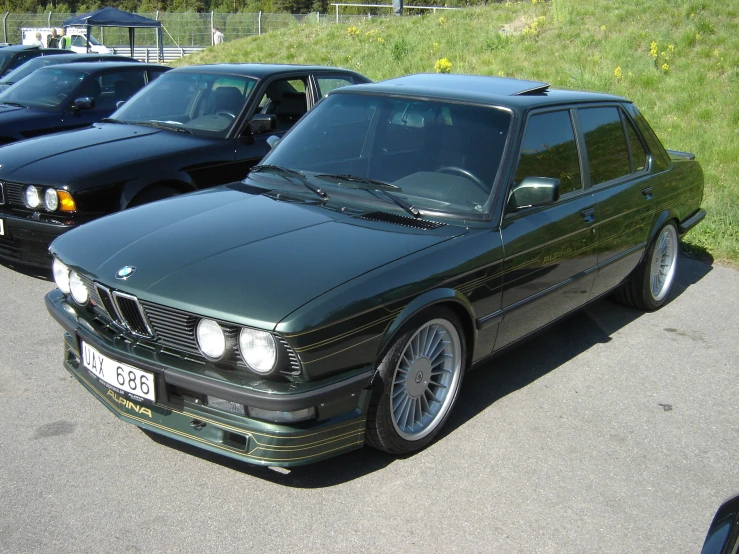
<box><xmin>81</xmin><ymin>341</ymin><xmax>156</xmax><ymax>402</ymax></box>
<box><xmin>0</xmin><ymin>219</ymin><xmax>4</xmax><ymax>236</ymax></box>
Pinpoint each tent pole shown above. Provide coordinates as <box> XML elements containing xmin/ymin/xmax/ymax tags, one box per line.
<box><xmin>86</xmin><ymin>24</ymin><xmax>91</xmax><ymax>53</ymax></box>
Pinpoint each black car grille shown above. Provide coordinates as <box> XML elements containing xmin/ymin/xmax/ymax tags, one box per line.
<box><xmin>79</xmin><ymin>276</ymin><xmax>301</xmax><ymax>375</ymax></box>
<box><xmin>0</xmin><ymin>234</ymin><xmax>22</xmax><ymax>261</ymax></box>
<box><xmin>2</xmin><ymin>182</ymin><xmax>25</xmax><ymax>207</ymax></box>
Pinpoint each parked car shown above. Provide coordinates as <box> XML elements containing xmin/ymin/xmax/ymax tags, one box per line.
<box><xmin>0</xmin><ymin>44</ymin><xmax>69</xmax><ymax>77</ymax></box>
<box><xmin>0</xmin><ymin>53</ymin><xmax>139</xmax><ymax>92</ymax></box>
<box><xmin>0</xmin><ymin>63</ymin><xmax>369</xmax><ymax>267</ymax></box>
<box><xmin>0</xmin><ymin>61</ymin><xmax>168</xmax><ymax>148</ymax></box>
<box><xmin>45</xmin><ymin>74</ymin><xmax>705</xmax><ymax>467</ymax></box>
<box><xmin>703</xmin><ymin>494</ymin><xmax>739</xmax><ymax>554</ymax></box>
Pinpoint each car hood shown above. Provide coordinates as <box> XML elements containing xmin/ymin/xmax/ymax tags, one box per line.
<box><xmin>0</xmin><ymin>122</ymin><xmax>210</xmax><ymax>187</ymax></box>
<box><xmin>51</xmin><ymin>187</ymin><xmax>466</xmax><ymax>329</ymax></box>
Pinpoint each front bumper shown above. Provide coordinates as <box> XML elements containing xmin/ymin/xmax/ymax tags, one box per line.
<box><xmin>0</xmin><ymin>210</ymin><xmax>75</xmax><ymax>267</ymax></box>
<box><xmin>46</xmin><ymin>290</ymin><xmax>374</xmax><ymax>467</ymax></box>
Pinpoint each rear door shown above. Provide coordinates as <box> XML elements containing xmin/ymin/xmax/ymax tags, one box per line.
<box><xmin>495</xmin><ymin>108</ymin><xmax>598</xmax><ymax>350</ymax></box>
<box><xmin>577</xmin><ymin>105</ymin><xmax>654</xmax><ymax>297</ymax></box>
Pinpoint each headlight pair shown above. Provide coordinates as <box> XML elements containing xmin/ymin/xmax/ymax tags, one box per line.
<box><xmin>24</xmin><ymin>186</ymin><xmax>76</xmax><ymax>212</ymax></box>
<box><xmin>53</xmin><ymin>258</ymin><xmax>88</xmax><ymax>304</ymax></box>
<box><xmin>196</xmin><ymin>318</ymin><xmax>277</xmax><ymax>374</ymax></box>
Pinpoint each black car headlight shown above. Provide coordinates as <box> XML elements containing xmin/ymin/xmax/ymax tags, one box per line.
<box><xmin>24</xmin><ymin>185</ymin><xmax>40</xmax><ymax>208</ymax></box>
<box><xmin>196</xmin><ymin>318</ymin><xmax>227</xmax><ymax>360</ymax></box>
<box><xmin>52</xmin><ymin>258</ymin><xmax>71</xmax><ymax>294</ymax></box>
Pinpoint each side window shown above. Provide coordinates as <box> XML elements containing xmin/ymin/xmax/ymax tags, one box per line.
<box><xmin>9</xmin><ymin>53</ymin><xmax>34</xmax><ymax>71</ymax></box>
<box><xmin>257</xmin><ymin>78</ymin><xmax>309</xmax><ymax>131</ymax></box>
<box><xmin>316</xmin><ymin>76</ymin><xmax>356</xmax><ymax>98</ymax></box>
<box><xmin>624</xmin><ymin>115</ymin><xmax>647</xmax><ymax>172</ymax></box>
<box><xmin>578</xmin><ymin>107</ymin><xmax>631</xmax><ymax>185</ymax></box>
<box><xmin>147</xmin><ymin>69</ymin><xmax>167</xmax><ymax>83</ymax></box>
<box><xmin>514</xmin><ymin>110</ymin><xmax>582</xmax><ymax>196</ymax></box>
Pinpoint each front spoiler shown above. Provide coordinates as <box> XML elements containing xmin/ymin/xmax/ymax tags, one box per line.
<box><xmin>47</xmin><ymin>291</ymin><xmax>373</xmax><ymax>467</ymax></box>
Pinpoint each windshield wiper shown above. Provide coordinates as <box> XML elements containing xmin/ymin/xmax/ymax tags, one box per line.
<box><xmin>100</xmin><ymin>117</ymin><xmax>123</xmax><ymax>123</ymax></box>
<box><xmin>148</xmin><ymin>121</ymin><xmax>192</xmax><ymax>134</ymax></box>
<box><xmin>251</xmin><ymin>164</ymin><xmax>329</xmax><ymax>200</ymax></box>
<box><xmin>0</xmin><ymin>101</ymin><xmax>26</xmax><ymax>108</ymax></box>
<box><xmin>315</xmin><ymin>173</ymin><xmax>420</xmax><ymax>218</ymax></box>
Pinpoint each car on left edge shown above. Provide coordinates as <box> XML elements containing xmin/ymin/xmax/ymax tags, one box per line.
<box><xmin>0</xmin><ymin>61</ymin><xmax>167</xmax><ymax>146</ymax></box>
<box><xmin>0</xmin><ymin>63</ymin><xmax>369</xmax><ymax>268</ymax></box>
<box><xmin>0</xmin><ymin>45</ymin><xmax>69</xmax><ymax>78</ymax></box>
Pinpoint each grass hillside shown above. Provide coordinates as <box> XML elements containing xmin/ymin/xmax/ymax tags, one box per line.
<box><xmin>177</xmin><ymin>0</ymin><xmax>738</xmax><ymax>263</ymax></box>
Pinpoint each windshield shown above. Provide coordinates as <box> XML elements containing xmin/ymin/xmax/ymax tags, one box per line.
<box><xmin>0</xmin><ymin>66</ymin><xmax>86</xmax><ymax>110</ymax></box>
<box><xmin>0</xmin><ymin>52</ymin><xmax>15</xmax><ymax>71</ymax></box>
<box><xmin>1</xmin><ymin>56</ymin><xmax>65</xmax><ymax>84</ymax></box>
<box><xmin>260</xmin><ymin>93</ymin><xmax>512</xmax><ymax>217</ymax></box>
<box><xmin>112</xmin><ymin>72</ymin><xmax>257</xmax><ymax>138</ymax></box>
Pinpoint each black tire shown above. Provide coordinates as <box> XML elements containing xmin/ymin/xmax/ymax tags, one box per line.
<box><xmin>130</xmin><ymin>186</ymin><xmax>179</xmax><ymax>207</ymax></box>
<box><xmin>366</xmin><ymin>306</ymin><xmax>466</xmax><ymax>455</ymax></box>
<box><xmin>613</xmin><ymin>222</ymin><xmax>679</xmax><ymax>311</ymax></box>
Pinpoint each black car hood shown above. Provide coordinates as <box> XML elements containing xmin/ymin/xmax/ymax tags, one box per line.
<box><xmin>0</xmin><ymin>122</ymin><xmax>212</xmax><ymax>187</ymax></box>
<box><xmin>51</xmin><ymin>187</ymin><xmax>465</xmax><ymax>329</ymax></box>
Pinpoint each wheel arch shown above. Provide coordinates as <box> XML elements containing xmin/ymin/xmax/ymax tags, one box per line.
<box><xmin>120</xmin><ymin>175</ymin><xmax>196</xmax><ymax>209</ymax></box>
<box><xmin>375</xmin><ymin>288</ymin><xmax>476</xmax><ymax>375</ymax></box>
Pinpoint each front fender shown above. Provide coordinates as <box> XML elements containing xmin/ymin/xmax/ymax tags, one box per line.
<box><xmin>376</xmin><ymin>288</ymin><xmax>477</xmax><ymax>368</ymax></box>
<box><xmin>120</xmin><ymin>171</ymin><xmax>195</xmax><ymax>209</ymax></box>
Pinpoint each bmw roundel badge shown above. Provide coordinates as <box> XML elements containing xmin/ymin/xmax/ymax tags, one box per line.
<box><xmin>116</xmin><ymin>266</ymin><xmax>136</xmax><ymax>280</ymax></box>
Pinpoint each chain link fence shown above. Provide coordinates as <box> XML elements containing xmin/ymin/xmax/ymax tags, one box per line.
<box><xmin>1</xmin><ymin>10</ymin><xmax>392</xmax><ymax>48</ymax></box>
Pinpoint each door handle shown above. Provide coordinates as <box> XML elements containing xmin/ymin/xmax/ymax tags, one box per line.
<box><xmin>641</xmin><ymin>186</ymin><xmax>653</xmax><ymax>200</ymax></box>
<box><xmin>580</xmin><ymin>207</ymin><xmax>596</xmax><ymax>223</ymax></box>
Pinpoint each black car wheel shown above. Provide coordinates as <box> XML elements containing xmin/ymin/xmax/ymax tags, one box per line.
<box><xmin>366</xmin><ymin>307</ymin><xmax>466</xmax><ymax>455</ymax></box>
<box><xmin>614</xmin><ymin>222</ymin><xmax>679</xmax><ymax>311</ymax></box>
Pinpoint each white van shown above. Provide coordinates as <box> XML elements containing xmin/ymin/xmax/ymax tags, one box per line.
<box><xmin>20</xmin><ymin>27</ymin><xmax>110</xmax><ymax>54</ymax></box>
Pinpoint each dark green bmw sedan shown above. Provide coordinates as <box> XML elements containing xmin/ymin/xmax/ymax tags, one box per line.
<box><xmin>45</xmin><ymin>74</ymin><xmax>705</xmax><ymax>467</ymax></box>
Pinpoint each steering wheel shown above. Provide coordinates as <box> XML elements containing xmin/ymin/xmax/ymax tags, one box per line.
<box><xmin>437</xmin><ymin>166</ymin><xmax>488</xmax><ymax>193</ymax></box>
<box><xmin>215</xmin><ymin>111</ymin><xmax>236</xmax><ymax>119</ymax></box>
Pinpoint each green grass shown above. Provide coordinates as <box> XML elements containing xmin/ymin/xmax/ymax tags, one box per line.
<box><xmin>176</xmin><ymin>0</ymin><xmax>739</xmax><ymax>263</ymax></box>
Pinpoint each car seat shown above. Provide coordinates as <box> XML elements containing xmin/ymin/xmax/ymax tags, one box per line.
<box><xmin>274</xmin><ymin>91</ymin><xmax>307</xmax><ymax>130</ymax></box>
<box><xmin>211</xmin><ymin>86</ymin><xmax>243</xmax><ymax>116</ymax></box>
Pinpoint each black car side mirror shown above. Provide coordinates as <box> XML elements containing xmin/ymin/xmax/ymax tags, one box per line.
<box><xmin>507</xmin><ymin>177</ymin><xmax>560</xmax><ymax>211</ymax></box>
<box><xmin>72</xmin><ymin>97</ymin><xmax>95</xmax><ymax>111</ymax></box>
<box><xmin>247</xmin><ymin>113</ymin><xmax>277</xmax><ymax>135</ymax></box>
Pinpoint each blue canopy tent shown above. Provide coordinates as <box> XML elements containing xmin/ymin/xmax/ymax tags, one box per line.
<box><xmin>63</xmin><ymin>7</ymin><xmax>163</xmax><ymax>62</ymax></box>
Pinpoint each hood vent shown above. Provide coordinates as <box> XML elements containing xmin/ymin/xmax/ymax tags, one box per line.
<box><xmin>360</xmin><ymin>212</ymin><xmax>446</xmax><ymax>230</ymax></box>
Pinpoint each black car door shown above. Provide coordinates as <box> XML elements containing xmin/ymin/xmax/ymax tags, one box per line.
<box><xmin>495</xmin><ymin>108</ymin><xmax>598</xmax><ymax>350</ymax></box>
<box><xmin>577</xmin><ymin>105</ymin><xmax>655</xmax><ymax>297</ymax></box>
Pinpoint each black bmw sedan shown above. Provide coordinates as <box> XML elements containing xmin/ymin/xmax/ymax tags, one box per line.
<box><xmin>0</xmin><ymin>44</ymin><xmax>69</xmax><ymax>78</ymax></box>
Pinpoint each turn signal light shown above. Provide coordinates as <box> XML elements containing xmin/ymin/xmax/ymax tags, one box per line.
<box><xmin>58</xmin><ymin>191</ymin><xmax>76</xmax><ymax>212</ymax></box>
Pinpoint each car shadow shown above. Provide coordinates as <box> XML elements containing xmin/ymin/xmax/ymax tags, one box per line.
<box><xmin>140</xmin><ymin>257</ymin><xmax>713</xmax><ymax>487</ymax></box>
<box><xmin>0</xmin><ymin>259</ymin><xmax>52</xmax><ymax>281</ymax></box>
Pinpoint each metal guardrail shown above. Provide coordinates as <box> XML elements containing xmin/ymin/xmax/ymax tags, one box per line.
<box><xmin>109</xmin><ymin>46</ymin><xmax>205</xmax><ymax>63</ymax></box>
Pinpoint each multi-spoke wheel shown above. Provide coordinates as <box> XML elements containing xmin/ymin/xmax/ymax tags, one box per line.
<box><xmin>366</xmin><ymin>307</ymin><xmax>466</xmax><ymax>454</ymax></box>
<box><xmin>613</xmin><ymin>222</ymin><xmax>679</xmax><ymax>311</ymax></box>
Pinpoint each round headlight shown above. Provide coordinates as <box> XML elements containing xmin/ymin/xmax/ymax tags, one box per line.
<box><xmin>69</xmin><ymin>271</ymin><xmax>88</xmax><ymax>304</ymax></box>
<box><xmin>197</xmin><ymin>319</ymin><xmax>226</xmax><ymax>360</ymax></box>
<box><xmin>25</xmin><ymin>186</ymin><xmax>40</xmax><ymax>208</ymax></box>
<box><xmin>52</xmin><ymin>258</ymin><xmax>71</xmax><ymax>294</ymax></box>
<box><xmin>239</xmin><ymin>328</ymin><xmax>276</xmax><ymax>374</ymax></box>
<box><xmin>44</xmin><ymin>188</ymin><xmax>59</xmax><ymax>211</ymax></box>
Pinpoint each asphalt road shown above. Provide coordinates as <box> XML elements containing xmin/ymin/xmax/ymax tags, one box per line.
<box><xmin>0</xmin><ymin>255</ymin><xmax>737</xmax><ymax>553</ymax></box>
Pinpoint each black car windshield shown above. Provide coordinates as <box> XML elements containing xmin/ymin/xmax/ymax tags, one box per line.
<box><xmin>113</xmin><ymin>72</ymin><xmax>257</xmax><ymax>138</ymax></box>
<box><xmin>0</xmin><ymin>67</ymin><xmax>86</xmax><ymax>110</ymax></box>
<box><xmin>261</xmin><ymin>93</ymin><xmax>512</xmax><ymax>217</ymax></box>
<box><xmin>1</xmin><ymin>56</ymin><xmax>66</xmax><ymax>84</ymax></box>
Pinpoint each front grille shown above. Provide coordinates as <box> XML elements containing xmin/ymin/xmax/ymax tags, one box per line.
<box><xmin>0</xmin><ymin>235</ymin><xmax>22</xmax><ymax>261</ymax></box>
<box><xmin>140</xmin><ymin>301</ymin><xmax>199</xmax><ymax>356</ymax></box>
<box><xmin>3</xmin><ymin>182</ymin><xmax>25</xmax><ymax>207</ymax></box>
<box><xmin>112</xmin><ymin>292</ymin><xmax>153</xmax><ymax>337</ymax></box>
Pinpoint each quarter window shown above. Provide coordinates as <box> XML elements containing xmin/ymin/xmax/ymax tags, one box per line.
<box><xmin>578</xmin><ymin>107</ymin><xmax>631</xmax><ymax>185</ymax></box>
<box><xmin>625</xmin><ymin>116</ymin><xmax>647</xmax><ymax>172</ymax></box>
<box><xmin>514</xmin><ymin>110</ymin><xmax>582</xmax><ymax>196</ymax></box>
<box><xmin>316</xmin><ymin>76</ymin><xmax>356</xmax><ymax>98</ymax></box>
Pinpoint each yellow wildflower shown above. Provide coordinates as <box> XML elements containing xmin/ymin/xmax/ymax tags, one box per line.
<box><xmin>614</xmin><ymin>66</ymin><xmax>623</xmax><ymax>79</ymax></box>
<box><xmin>662</xmin><ymin>63</ymin><xmax>669</xmax><ymax>71</ymax></box>
<box><xmin>600</xmin><ymin>25</ymin><xmax>606</xmax><ymax>31</ymax></box>
<box><xmin>434</xmin><ymin>58</ymin><xmax>452</xmax><ymax>73</ymax></box>
<box><xmin>347</xmin><ymin>26</ymin><xmax>359</xmax><ymax>36</ymax></box>
<box><xmin>650</xmin><ymin>41</ymin><xmax>658</xmax><ymax>58</ymax></box>
<box><xmin>439</xmin><ymin>16</ymin><xmax>447</xmax><ymax>25</ymax></box>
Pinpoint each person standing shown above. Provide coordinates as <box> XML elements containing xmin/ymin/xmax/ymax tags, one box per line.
<box><xmin>47</xmin><ymin>28</ymin><xmax>60</xmax><ymax>48</ymax></box>
<box><xmin>31</xmin><ymin>32</ymin><xmax>43</xmax><ymax>47</ymax></box>
<box><xmin>213</xmin><ymin>26</ymin><xmax>225</xmax><ymax>46</ymax></box>
<box><xmin>59</xmin><ymin>28</ymin><xmax>71</xmax><ymax>49</ymax></box>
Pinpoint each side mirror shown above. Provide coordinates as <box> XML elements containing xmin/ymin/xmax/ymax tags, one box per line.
<box><xmin>507</xmin><ymin>177</ymin><xmax>560</xmax><ymax>211</ymax></box>
<box><xmin>266</xmin><ymin>135</ymin><xmax>281</xmax><ymax>150</ymax></box>
<box><xmin>247</xmin><ymin>113</ymin><xmax>277</xmax><ymax>135</ymax></box>
<box><xmin>72</xmin><ymin>97</ymin><xmax>95</xmax><ymax>110</ymax></box>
